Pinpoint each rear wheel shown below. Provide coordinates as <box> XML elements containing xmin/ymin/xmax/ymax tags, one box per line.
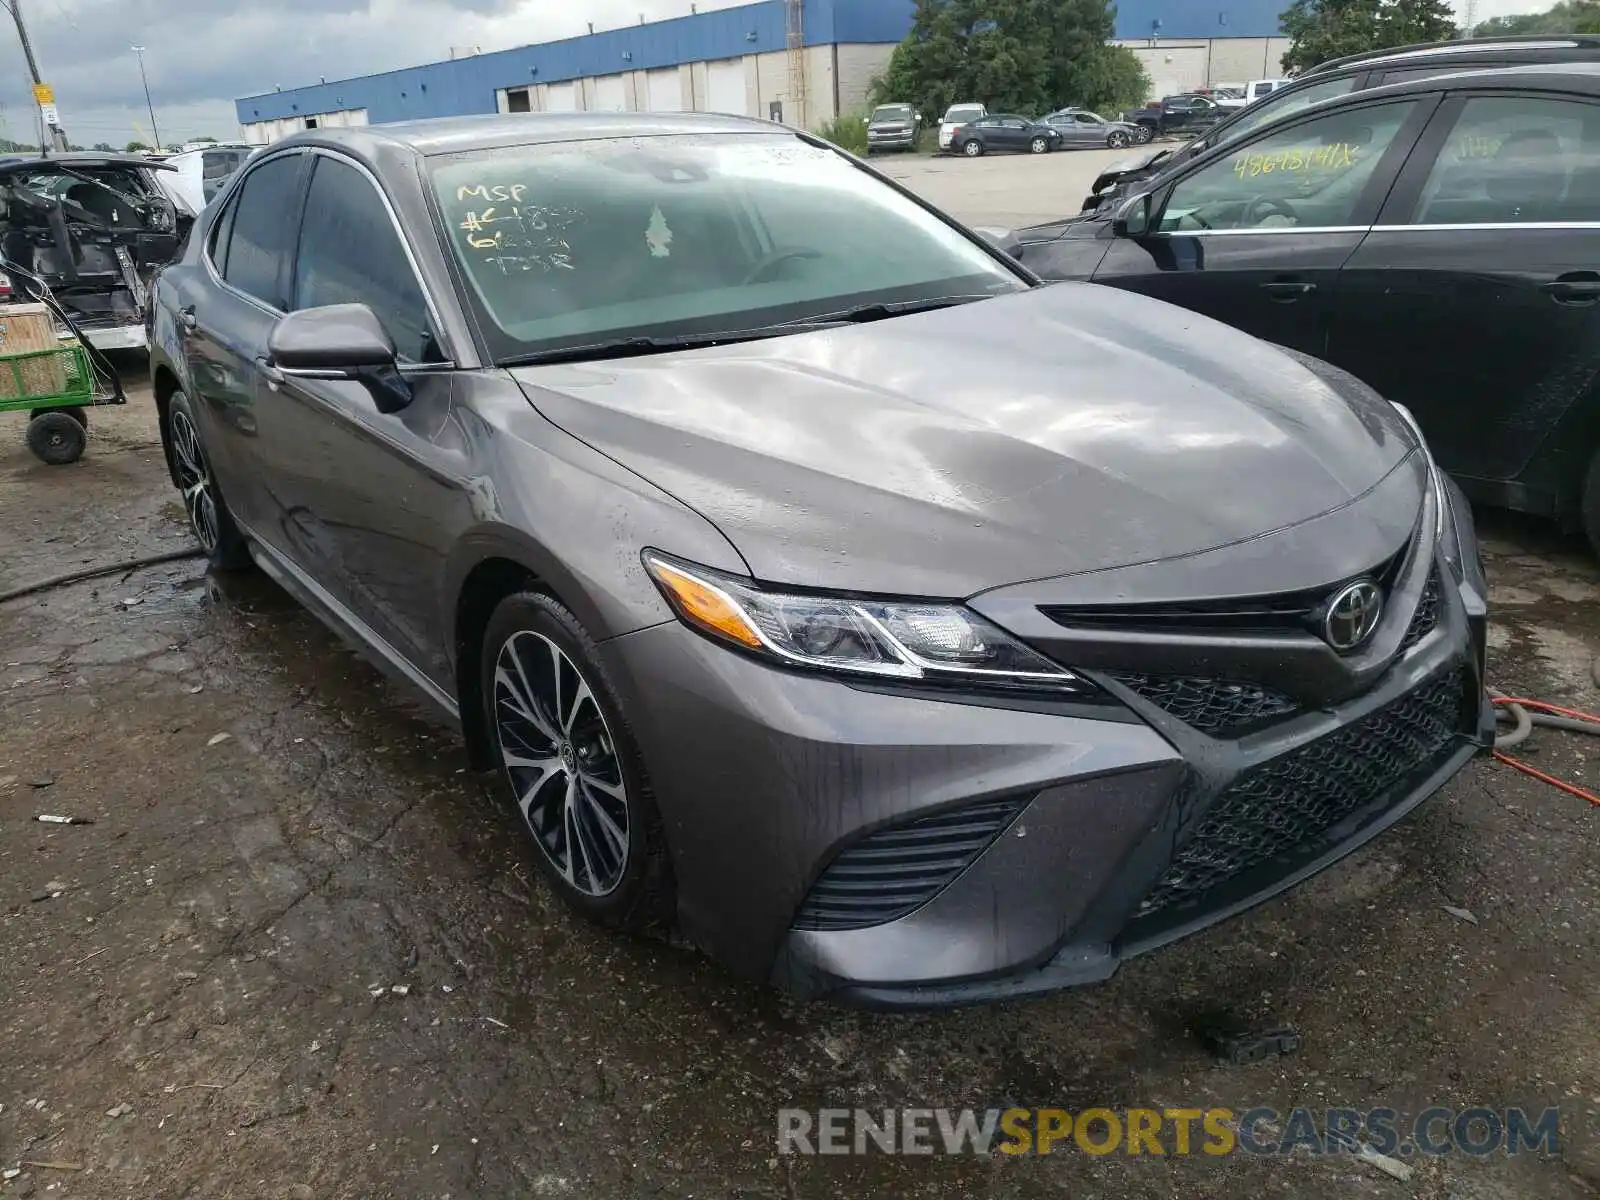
<box><xmin>1030</xmin><ymin>136</ymin><xmax>1050</xmax><ymax>154</ymax></box>
<box><xmin>1107</xmin><ymin>130</ymin><xmax>1131</xmax><ymax>149</ymax></box>
<box><xmin>962</xmin><ymin>139</ymin><xmax>984</xmax><ymax>157</ymax></box>
<box><xmin>482</xmin><ymin>591</ymin><xmax>673</xmax><ymax>931</ymax></box>
<box><xmin>167</xmin><ymin>390</ymin><xmax>251</xmax><ymax>570</ymax></box>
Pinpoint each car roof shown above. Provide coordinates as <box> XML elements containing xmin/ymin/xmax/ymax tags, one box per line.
<box><xmin>1305</xmin><ymin>33</ymin><xmax>1600</xmax><ymax>77</ymax></box>
<box><xmin>265</xmin><ymin>111</ymin><xmax>793</xmax><ymax>160</ymax></box>
<box><xmin>0</xmin><ymin>152</ymin><xmax>175</xmax><ymax>173</ymax></box>
<box><xmin>1268</xmin><ymin>60</ymin><xmax>1600</xmax><ymax>116</ymax></box>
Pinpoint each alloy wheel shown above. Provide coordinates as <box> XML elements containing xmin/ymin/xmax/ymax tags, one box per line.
<box><xmin>963</xmin><ymin>140</ymin><xmax>982</xmax><ymax>156</ymax></box>
<box><xmin>493</xmin><ymin>629</ymin><xmax>630</xmax><ymax>897</ymax></box>
<box><xmin>1109</xmin><ymin>132</ymin><xmax>1129</xmax><ymax>148</ymax></box>
<box><xmin>170</xmin><ymin>409</ymin><xmax>219</xmax><ymax>553</ymax></box>
<box><xmin>1031</xmin><ymin>137</ymin><xmax>1048</xmax><ymax>154</ymax></box>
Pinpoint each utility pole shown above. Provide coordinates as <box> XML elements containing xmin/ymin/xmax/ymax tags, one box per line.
<box><xmin>132</xmin><ymin>45</ymin><xmax>161</xmax><ymax>150</ymax></box>
<box><xmin>1461</xmin><ymin>0</ymin><xmax>1479</xmax><ymax>37</ymax></box>
<box><xmin>1</xmin><ymin>0</ymin><xmax>67</xmax><ymax>152</ymax></box>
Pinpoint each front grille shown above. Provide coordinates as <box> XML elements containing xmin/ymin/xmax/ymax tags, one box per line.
<box><xmin>792</xmin><ymin>797</ymin><xmax>1026</xmax><ymax>932</ymax></box>
<box><xmin>1040</xmin><ymin>551</ymin><xmax>1406</xmax><ymax>638</ymax></box>
<box><xmin>1108</xmin><ymin>673</ymin><xmax>1298</xmax><ymax>737</ymax></box>
<box><xmin>1400</xmin><ymin>570</ymin><xmax>1442</xmax><ymax>652</ymax></box>
<box><xmin>1134</xmin><ymin>663</ymin><xmax>1466</xmax><ymax>920</ymax></box>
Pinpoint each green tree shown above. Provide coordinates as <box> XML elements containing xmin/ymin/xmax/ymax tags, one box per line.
<box><xmin>1280</xmin><ymin>0</ymin><xmax>1456</xmax><ymax>75</ymax></box>
<box><xmin>1474</xmin><ymin>0</ymin><xmax>1600</xmax><ymax>34</ymax></box>
<box><xmin>91</xmin><ymin>141</ymin><xmax>114</xmax><ymax>152</ymax></box>
<box><xmin>124</xmin><ymin>140</ymin><xmax>150</xmax><ymax>153</ymax></box>
<box><xmin>870</xmin><ymin>0</ymin><xmax>1150</xmax><ymax>123</ymax></box>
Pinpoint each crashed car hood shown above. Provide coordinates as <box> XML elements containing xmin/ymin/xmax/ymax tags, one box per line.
<box><xmin>512</xmin><ymin>284</ymin><xmax>1421</xmax><ymax>597</ymax></box>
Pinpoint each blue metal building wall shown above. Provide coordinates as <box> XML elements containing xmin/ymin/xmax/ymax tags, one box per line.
<box><xmin>237</xmin><ymin>0</ymin><xmax>1279</xmax><ymax>127</ymax></box>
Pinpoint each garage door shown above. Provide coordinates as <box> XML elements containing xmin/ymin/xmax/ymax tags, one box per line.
<box><xmin>545</xmin><ymin>82</ymin><xmax>579</xmax><ymax>112</ymax></box>
<box><xmin>593</xmin><ymin>73</ymin><xmax>627</xmax><ymax>113</ymax></box>
<box><xmin>707</xmin><ymin>58</ymin><xmax>746</xmax><ymax>116</ymax></box>
<box><xmin>647</xmin><ymin>68</ymin><xmax>683</xmax><ymax>112</ymax></box>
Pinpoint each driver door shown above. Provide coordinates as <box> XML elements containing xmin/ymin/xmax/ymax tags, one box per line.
<box><xmin>1091</xmin><ymin>95</ymin><xmax>1436</xmax><ymax>357</ymax></box>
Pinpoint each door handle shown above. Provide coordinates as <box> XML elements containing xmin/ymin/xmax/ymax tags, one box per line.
<box><xmin>178</xmin><ymin>304</ymin><xmax>198</xmax><ymax>330</ymax></box>
<box><xmin>1261</xmin><ymin>280</ymin><xmax>1318</xmax><ymax>301</ymax></box>
<box><xmin>1545</xmin><ymin>273</ymin><xmax>1600</xmax><ymax>306</ymax></box>
<box><xmin>254</xmin><ymin>356</ymin><xmax>286</xmax><ymax>391</ymax></box>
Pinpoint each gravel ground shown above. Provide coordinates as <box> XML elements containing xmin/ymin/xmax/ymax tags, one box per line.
<box><xmin>2</xmin><ymin>357</ymin><xmax>1599</xmax><ymax>1199</ymax></box>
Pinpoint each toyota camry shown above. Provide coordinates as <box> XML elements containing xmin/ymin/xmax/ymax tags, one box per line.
<box><xmin>147</xmin><ymin>113</ymin><xmax>1494</xmax><ymax>1005</ymax></box>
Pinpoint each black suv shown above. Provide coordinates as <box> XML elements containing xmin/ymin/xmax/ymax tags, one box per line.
<box><xmin>1076</xmin><ymin>35</ymin><xmax>1600</xmax><ymax>214</ymax></box>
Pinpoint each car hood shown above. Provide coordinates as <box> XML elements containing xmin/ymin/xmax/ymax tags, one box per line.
<box><xmin>511</xmin><ymin>285</ymin><xmax>1421</xmax><ymax>597</ymax></box>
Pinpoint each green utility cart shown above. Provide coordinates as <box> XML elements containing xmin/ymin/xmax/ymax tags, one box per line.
<box><xmin>0</xmin><ymin>285</ymin><xmax>126</xmax><ymax>465</ymax></box>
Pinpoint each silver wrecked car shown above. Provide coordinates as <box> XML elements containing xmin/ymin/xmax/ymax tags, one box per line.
<box><xmin>147</xmin><ymin>113</ymin><xmax>1493</xmax><ymax>1006</ymax></box>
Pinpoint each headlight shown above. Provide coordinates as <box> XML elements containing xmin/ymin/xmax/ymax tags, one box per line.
<box><xmin>643</xmin><ymin>552</ymin><xmax>1089</xmax><ymax>693</ymax></box>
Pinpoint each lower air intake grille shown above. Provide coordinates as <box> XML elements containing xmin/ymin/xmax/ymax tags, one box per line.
<box><xmin>792</xmin><ymin>797</ymin><xmax>1027</xmax><ymax>932</ymax></box>
<box><xmin>1400</xmin><ymin>570</ymin><xmax>1443</xmax><ymax>652</ymax></box>
<box><xmin>1108</xmin><ymin>673</ymin><xmax>1298</xmax><ymax>736</ymax></box>
<box><xmin>1135</xmin><ymin>664</ymin><xmax>1466</xmax><ymax>920</ymax></box>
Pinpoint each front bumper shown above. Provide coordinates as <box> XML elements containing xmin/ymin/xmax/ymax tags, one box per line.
<box><xmin>867</xmin><ymin>130</ymin><xmax>915</xmax><ymax>150</ymax></box>
<box><xmin>600</xmin><ymin>513</ymin><xmax>1490</xmax><ymax>1006</ymax></box>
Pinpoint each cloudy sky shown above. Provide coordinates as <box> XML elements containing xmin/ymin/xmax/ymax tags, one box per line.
<box><xmin>0</xmin><ymin>0</ymin><xmax>1564</xmax><ymax>148</ymax></box>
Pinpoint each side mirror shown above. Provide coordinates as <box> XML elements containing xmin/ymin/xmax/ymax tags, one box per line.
<box><xmin>1112</xmin><ymin>192</ymin><xmax>1153</xmax><ymax>238</ymax></box>
<box><xmin>973</xmin><ymin>225</ymin><xmax>1024</xmax><ymax>260</ymax></box>
<box><xmin>266</xmin><ymin>303</ymin><xmax>412</xmax><ymax>413</ymax></box>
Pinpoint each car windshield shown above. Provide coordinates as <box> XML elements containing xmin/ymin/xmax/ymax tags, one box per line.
<box><xmin>872</xmin><ymin>105</ymin><xmax>913</xmax><ymax>122</ymax></box>
<box><xmin>945</xmin><ymin>106</ymin><xmax>985</xmax><ymax>123</ymax></box>
<box><xmin>429</xmin><ymin>133</ymin><xmax>1025</xmax><ymax>362</ymax></box>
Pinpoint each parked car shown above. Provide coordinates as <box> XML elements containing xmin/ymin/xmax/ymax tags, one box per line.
<box><xmin>156</xmin><ymin>142</ymin><xmax>259</xmax><ymax>213</ymax></box>
<box><xmin>1043</xmin><ymin>108</ymin><xmax>1146</xmax><ymax>149</ymax></box>
<box><xmin>1078</xmin><ymin>34</ymin><xmax>1600</xmax><ymax>214</ymax></box>
<box><xmin>1244</xmin><ymin>78</ymin><xmax>1290</xmax><ymax>105</ymax></box>
<box><xmin>1015</xmin><ymin>62</ymin><xmax>1600</xmax><ymax>553</ymax></box>
<box><xmin>0</xmin><ymin>153</ymin><xmax>193</xmax><ymax>350</ymax></box>
<box><xmin>938</xmin><ymin>102</ymin><xmax>987</xmax><ymax>150</ymax></box>
<box><xmin>148</xmin><ymin>112</ymin><xmax>1490</xmax><ymax>1005</ymax></box>
<box><xmin>950</xmin><ymin>114</ymin><xmax>1063</xmax><ymax>156</ymax></box>
<box><xmin>1121</xmin><ymin>94</ymin><xmax>1228</xmax><ymax>140</ymax></box>
<box><xmin>865</xmin><ymin>102</ymin><xmax>920</xmax><ymax>154</ymax></box>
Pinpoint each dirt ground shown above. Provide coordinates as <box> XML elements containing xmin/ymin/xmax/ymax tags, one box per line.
<box><xmin>3</xmin><ymin>365</ymin><xmax>1600</xmax><ymax>1200</ymax></box>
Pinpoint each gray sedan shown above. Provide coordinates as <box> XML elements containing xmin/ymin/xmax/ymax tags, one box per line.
<box><xmin>147</xmin><ymin>113</ymin><xmax>1492</xmax><ymax>1006</ymax></box>
<box><xmin>1044</xmin><ymin>108</ymin><xmax>1148</xmax><ymax>148</ymax></box>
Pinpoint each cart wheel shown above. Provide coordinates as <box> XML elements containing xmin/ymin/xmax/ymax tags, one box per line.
<box><xmin>26</xmin><ymin>411</ymin><xmax>87</xmax><ymax>465</ymax></box>
<box><xmin>30</xmin><ymin>405</ymin><xmax>87</xmax><ymax>429</ymax></box>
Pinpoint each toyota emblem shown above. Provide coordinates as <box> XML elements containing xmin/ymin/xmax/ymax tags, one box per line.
<box><xmin>1322</xmin><ymin>579</ymin><xmax>1384</xmax><ymax>652</ymax></box>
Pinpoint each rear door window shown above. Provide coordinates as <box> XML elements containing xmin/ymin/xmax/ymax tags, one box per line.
<box><xmin>220</xmin><ymin>154</ymin><xmax>303</xmax><ymax>308</ymax></box>
<box><xmin>1410</xmin><ymin>94</ymin><xmax>1600</xmax><ymax>225</ymax></box>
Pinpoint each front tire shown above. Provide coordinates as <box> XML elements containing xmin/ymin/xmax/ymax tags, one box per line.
<box><xmin>482</xmin><ymin>591</ymin><xmax>673</xmax><ymax>932</ymax></box>
<box><xmin>962</xmin><ymin>139</ymin><xmax>984</xmax><ymax>157</ymax></box>
<box><xmin>1108</xmin><ymin>130</ymin><xmax>1131</xmax><ymax>149</ymax></box>
<box><xmin>1030</xmin><ymin>136</ymin><xmax>1049</xmax><ymax>154</ymax></box>
<box><xmin>1135</xmin><ymin>124</ymin><xmax>1154</xmax><ymax>144</ymax></box>
<box><xmin>167</xmin><ymin>390</ymin><xmax>251</xmax><ymax>570</ymax></box>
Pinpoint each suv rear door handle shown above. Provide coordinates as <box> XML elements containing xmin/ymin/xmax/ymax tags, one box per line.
<box><xmin>1261</xmin><ymin>280</ymin><xmax>1318</xmax><ymax>301</ymax></box>
<box><xmin>178</xmin><ymin>304</ymin><xmax>198</xmax><ymax>330</ymax></box>
<box><xmin>1545</xmin><ymin>273</ymin><xmax>1600</xmax><ymax>305</ymax></box>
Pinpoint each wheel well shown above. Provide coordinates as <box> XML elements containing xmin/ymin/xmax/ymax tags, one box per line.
<box><xmin>151</xmin><ymin>364</ymin><xmax>180</xmax><ymax>484</ymax></box>
<box><xmin>454</xmin><ymin>557</ymin><xmax>541</xmax><ymax>770</ymax></box>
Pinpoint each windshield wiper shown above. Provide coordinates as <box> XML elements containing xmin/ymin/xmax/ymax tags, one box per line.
<box><xmin>794</xmin><ymin>294</ymin><xmax>996</xmax><ymax>326</ymax></box>
<box><xmin>498</xmin><ymin>321</ymin><xmax>848</xmax><ymax>367</ymax></box>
